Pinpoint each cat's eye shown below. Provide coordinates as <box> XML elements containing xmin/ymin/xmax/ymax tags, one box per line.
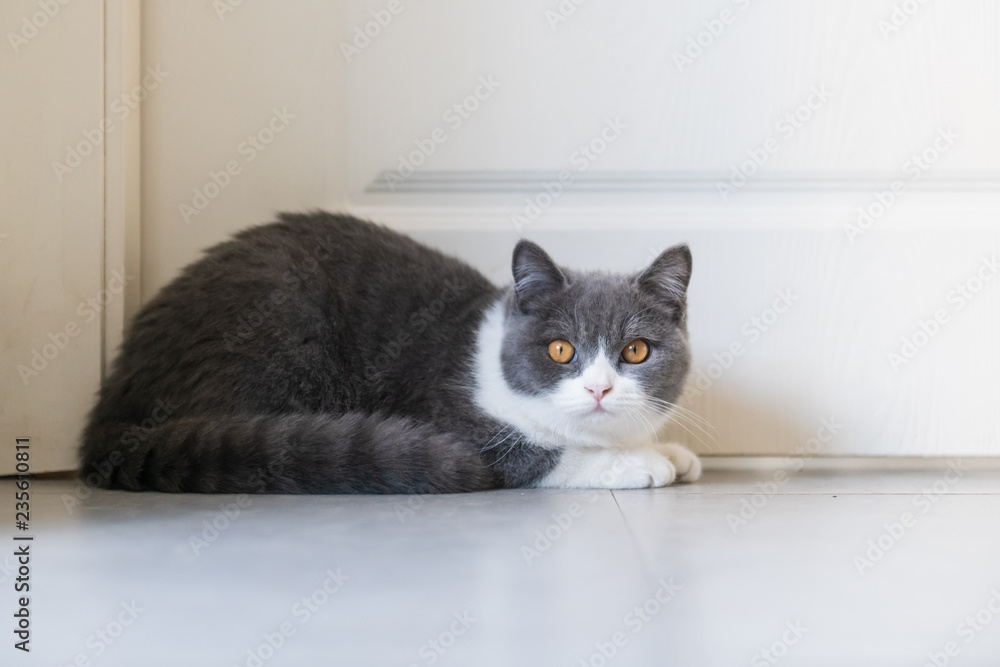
<box><xmin>622</xmin><ymin>339</ymin><xmax>650</xmax><ymax>364</ymax></box>
<box><xmin>548</xmin><ymin>339</ymin><xmax>576</xmax><ymax>364</ymax></box>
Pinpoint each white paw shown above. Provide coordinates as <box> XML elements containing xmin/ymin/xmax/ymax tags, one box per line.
<box><xmin>537</xmin><ymin>448</ymin><xmax>687</xmax><ymax>489</ymax></box>
<box><xmin>606</xmin><ymin>449</ymin><xmax>677</xmax><ymax>489</ymax></box>
<box><xmin>655</xmin><ymin>443</ymin><xmax>702</xmax><ymax>483</ymax></box>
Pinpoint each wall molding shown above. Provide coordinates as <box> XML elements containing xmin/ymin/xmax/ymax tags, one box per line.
<box><xmin>365</xmin><ymin>170</ymin><xmax>1000</xmax><ymax>194</ymax></box>
<box><xmin>347</xmin><ymin>196</ymin><xmax>1000</xmax><ymax>232</ymax></box>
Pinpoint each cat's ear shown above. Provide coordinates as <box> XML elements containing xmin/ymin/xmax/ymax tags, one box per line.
<box><xmin>512</xmin><ymin>240</ymin><xmax>566</xmax><ymax>313</ymax></box>
<box><xmin>637</xmin><ymin>244</ymin><xmax>692</xmax><ymax>320</ymax></box>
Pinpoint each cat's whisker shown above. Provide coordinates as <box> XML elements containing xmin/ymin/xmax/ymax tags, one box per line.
<box><xmin>643</xmin><ymin>395</ymin><xmax>700</xmax><ymax>411</ymax></box>
<box><xmin>480</xmin><ymin>425</ymin><xmax>509</xmax><ymax>448</ymax></box>
<box><xmin>640</xmin><ymin>403</ymin><xmax>719</xmax><ymax>448</ymax></box>
<box><xmin>627</xmin><ymin>406</ymin><xmax>659</xmax><ymax>442</ymax></box>
<box><xmin>621</xmin><ymin>406</ymin><xmax>645</xmax><ymax>438</ymax></box>
<box><xmin>480</xmin><ymin>424</ymin><xmax>514</xmax><ymax>453</ymax></box>
<box><xmin>644</xmin><ymin>397</ymin><xmax>718</xmax><ymax>433</ymax></box>
<box><xmin>642</xmin><ymin>402</ymin><xmax>719</xmax><ymax>442</ymax></box>
<box><xmin>651</xmin><ymin>406</ymin><xmax>718</xmax><ymax>443</ymax></box>
<box><xmin>628</xmin><ymin>399</ymin><xmax>702</xmax><ymax>431</ymax></box>
<box><xmin>547</xmin><ymin>413</ymin><xmax>571</xmax><ymax>440</ymax></box>
<box><xmin>618</xmin><ymin>403</ymin><xmax>646</xmax><ymax>435</ymax></box>
<box><xmin>489</xmin><ymin>435</ymin><xmax>525</xmax><ymax>467</ymax></box>
<box><xmin>483</xmin><ymin>427</ymin><xmax>520</xmax><ymax>455</ymax></box>
<box><xmin>638</xmin><ymin>404</ymin><xmax>718</xmax><ymax>453</ymax></box>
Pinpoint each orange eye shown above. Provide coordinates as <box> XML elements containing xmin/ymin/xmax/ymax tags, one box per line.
<box><xmin>622</xmin><ymin>339</ymin><xmax>649</xmax><ymax>364</ymax></box>
<box><xmin>548</xmin><ymin>340</ymin><xmax>575</xmax><ymax>364</ymax></box>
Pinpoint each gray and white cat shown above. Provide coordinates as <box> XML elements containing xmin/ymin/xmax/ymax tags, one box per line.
<box><xmin>80</xmin><ymin>213</ymin><xmax>701</xmax><ymax>493</ymax></box>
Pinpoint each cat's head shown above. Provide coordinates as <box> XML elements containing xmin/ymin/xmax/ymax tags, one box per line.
<box><xmin>477</xmin><ymin>240</ymin><xmax>693</xmax><ymax>449</ymax></box>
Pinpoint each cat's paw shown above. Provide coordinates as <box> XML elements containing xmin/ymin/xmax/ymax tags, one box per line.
<box><xmin>654</xmin><ymin>443</ymin><xmax>702</xmax><ymax>483</ymax></box>
<box><xmin>537</xmin><ymin>447</ymin><xmax>679</xmax><ymax>489</ymax></box>
<box><xmin>601</xmin><ymin>449</ymin><xmax>677</xmax><ymax>489</ymax></box>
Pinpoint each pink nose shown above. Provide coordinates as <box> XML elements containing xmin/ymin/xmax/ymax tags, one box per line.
<box><xmin>586</xmin><ymin>383</ymin><xmax>612</xmax><ymax>402</ymax></box>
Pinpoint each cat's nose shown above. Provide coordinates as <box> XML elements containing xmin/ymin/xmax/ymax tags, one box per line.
<box><xmin>585</xmin><ymin>383</ymin><xmax>612</xmax><ymax>402</ymax></box>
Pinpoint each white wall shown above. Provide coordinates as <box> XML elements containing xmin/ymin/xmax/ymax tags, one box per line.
<box><xmin>138</xmin><ymin>0</ymin><xmax>1000</xmax><ymax>457</ymax></box>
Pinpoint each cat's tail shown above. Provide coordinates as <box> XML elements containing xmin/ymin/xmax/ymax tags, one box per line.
<box><xmin>79</xmin><ymin>413</ymin><xmax>496</xmax><ymax>494</ymax></box>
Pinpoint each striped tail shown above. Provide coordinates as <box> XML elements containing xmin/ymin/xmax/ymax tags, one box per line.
<box><xmin>79</xmin><ymin>413</ymin><xmax>495</xmax><ymax>494</ymax></box>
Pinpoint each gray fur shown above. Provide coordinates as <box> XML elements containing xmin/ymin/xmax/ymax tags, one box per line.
<box><xmin>79</xmin><ymin>212</ymin><xmax>691</xmax><ymax>494</ymax></box>
<box><xmin>503</xmin><ymin>240</ymin><xmax>691</xmax><ymax>402</ymax></box>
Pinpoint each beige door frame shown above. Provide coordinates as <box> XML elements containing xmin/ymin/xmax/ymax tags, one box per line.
<box><xmin>102</xmin><ymin>0</ymin><xmax>142</xmax><ymax>376</ymax></box>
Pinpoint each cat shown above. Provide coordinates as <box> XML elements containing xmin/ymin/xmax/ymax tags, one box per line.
<box><xmin>79</xmin><ymin>212</ymin><xmax>701</xmax><ymax>494</ymax></box>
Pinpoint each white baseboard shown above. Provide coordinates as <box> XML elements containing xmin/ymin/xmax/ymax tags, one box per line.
<box><xmin>701</xmin><ymin>456</ymin><xmax>1000</xmax><ymax>471</ymax></box>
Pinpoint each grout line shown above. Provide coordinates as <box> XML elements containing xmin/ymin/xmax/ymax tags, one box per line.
<box><xmin>609</xmin><ymin>489</ymin><xmax>662</xmax><ymax>584</ymax></box>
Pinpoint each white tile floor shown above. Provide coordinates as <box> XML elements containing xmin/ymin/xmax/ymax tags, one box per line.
<box><xmin>4</xmin><ymin>463</ymin><xmax>1000</xmax><ymax>666</ymax></box>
